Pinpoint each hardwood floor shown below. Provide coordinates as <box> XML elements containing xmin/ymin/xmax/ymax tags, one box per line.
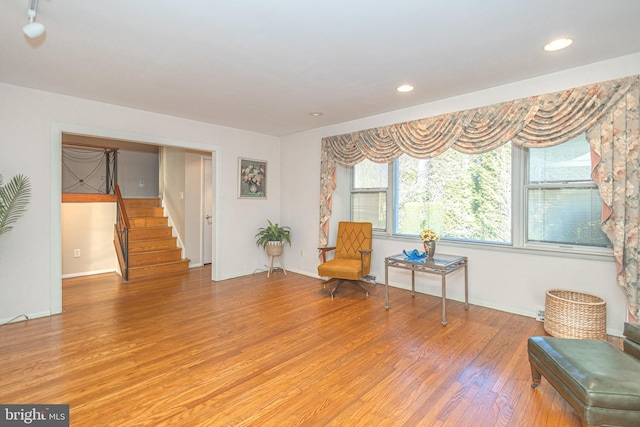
<box><xmin>0</xmin><ymin>266</ymin><xmax>611</xmax><ymax>426</ymax></box>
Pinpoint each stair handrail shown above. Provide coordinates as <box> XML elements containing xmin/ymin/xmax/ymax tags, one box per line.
<box><xmin>114</xmin><ymin>185</ymin><xmax>130</xmax><ymax>280</ymax></box>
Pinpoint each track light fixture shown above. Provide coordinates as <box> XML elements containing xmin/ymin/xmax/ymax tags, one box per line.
<box><xmin>23</xmin><ymin>0</ymin><xmax>45</xmax><ymax>39</ymax></box>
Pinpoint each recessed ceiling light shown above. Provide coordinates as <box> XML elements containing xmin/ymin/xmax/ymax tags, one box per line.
<box><xmin>543</xmin><ymin>38</ymin><xmax>573</xmax><ymax>52</ymax></box>
<box><xmin>396</xmin><ymin>84</ymin><xmax>414</xmax><ymax>93</ymax></box>
<box><xmin>309</xmin><ymin>112</ymin><xmax>323</xmax><ymax>117</ymax></box>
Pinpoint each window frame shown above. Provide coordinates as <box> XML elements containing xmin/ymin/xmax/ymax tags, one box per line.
<box><xmin>349</xmin><ymin>140</ymin><xmax>612</xmax><ymax>258</ymax></box>
<box><xmin>522</xmin><ymin>141</ymin><xmax>611</xmax><ymax>252</ymax></box>
<box><xmin>350</xmin><ymin>162</ymin><xmax>391</xmax><ymax>232</ymax></box>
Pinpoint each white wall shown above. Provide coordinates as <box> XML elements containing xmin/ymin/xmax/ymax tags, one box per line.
<box><xmin>161</xmin><ymin>146</ymin><xmax>187</xmax><ymax>242</ymax></box>
<box><xmin>0</xmin><ymin>83</ymin><xmax>280</xmax><ymax>322</ymax></box>
<box><xmin>118</xmin><ymin>147</ymin><xmax>160</xmax><ymax>198</ymax></box>
<box><xmin>61</xmin><ymin>202</ymin><xmax>118</xmax><ymax>277</ymax></box>
<box><xmin>280</xmin><ymin>53</ymin><xmax>640</xmax><ymax>336</ymax></box>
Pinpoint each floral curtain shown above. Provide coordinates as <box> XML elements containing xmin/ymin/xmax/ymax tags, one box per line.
<box><xmin>588</xmin><ymin>87</ymin><xmax>640</xmax><ymax>322</ymax></box>
<box><xmin>320</xmin><ymin>75</ymin><xmax>640</xmax><ymax>321</ymax></box>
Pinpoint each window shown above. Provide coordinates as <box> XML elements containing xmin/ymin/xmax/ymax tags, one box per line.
<box><xmin>351</xmin><ymin>159</ymin><xmax>388</xmax><ymax>231</ymax></box>
<box><xmin>350</xmin><ymin>134</ymin><xmax>610</xmax><ymax>251</ymax></box>
<box><xmin>527</xmin><ymin>135</ymin><xmax>609</xmax><ymax>247</ymax></box>
<box><xmin>395</xmin><ymin>143</ymin><xmax>512</xmax><ymax>243</ymax></box>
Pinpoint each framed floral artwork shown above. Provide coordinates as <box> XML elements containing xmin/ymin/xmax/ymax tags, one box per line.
<box><xmin>238</xmin><ymin>158</ymin><xmax>267</xmax><ymax>199</ymax></box>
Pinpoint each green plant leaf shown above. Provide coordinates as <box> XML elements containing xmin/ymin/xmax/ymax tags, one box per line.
<box><xmin>0</xmin><ymin>174</ymin><xmax>32</xmax><ymax>237</ymax></box>
<box><xmin>255</xmin><ymin>219</ymin><xmax>291</xmax><ymax>248</ymax></box>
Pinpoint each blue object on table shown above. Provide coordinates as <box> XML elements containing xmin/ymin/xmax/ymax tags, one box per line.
<box><xmin>403</xmin><ymin>249</ymin><xmax>427</xmax><ymax>261</ymax></box>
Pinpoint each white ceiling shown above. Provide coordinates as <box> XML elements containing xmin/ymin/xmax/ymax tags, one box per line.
<box><xmin>1</xmin><ymin>0</ymin><xmax>640</xmax><ymax>137</ymax></box>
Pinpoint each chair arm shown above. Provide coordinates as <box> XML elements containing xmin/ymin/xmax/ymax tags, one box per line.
<box><xmin>360</xmin><ymin>249</ymin><xmax>372</xmax><ymax>276</ymax></box>
<box><xmin>318</xmin><ymin>246</ymin><xmax>336</xmax><ymax>263</ymax></box>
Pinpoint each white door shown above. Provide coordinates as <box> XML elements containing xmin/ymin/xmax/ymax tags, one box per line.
<box><xmin>203</xmin><ymin>157</ymin><xmax>213</xmax><ymax>265</ymax></box>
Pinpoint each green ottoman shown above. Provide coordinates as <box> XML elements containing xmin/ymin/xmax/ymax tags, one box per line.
<box><xmin>528</xmin><ymin>323</ymin><xmax>640</xmax><ymax>427</ymax></box>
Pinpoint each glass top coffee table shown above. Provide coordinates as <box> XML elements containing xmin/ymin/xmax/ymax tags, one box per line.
<box><xmin>384</xmin><ymin>253</ymin><xmax>469</xmax><ymax>325</ymax></box>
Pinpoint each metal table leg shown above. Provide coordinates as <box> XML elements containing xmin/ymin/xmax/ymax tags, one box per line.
<box><xmin>441</xmin><ymin>272</ymin><xmax>447</xmax><ymax>326</ymax></box>
<box><xmin>411</xmin><ymin>270</ymin><xmax>415</xmax><ymax>296</ymax></box>
<box><xmin>464</xmin><ymin>262</ymin><xmax>469</xmax><ymax>309</ymax></box>
<box><xmin>384</xmin><ymin>262</ymin><xmax>390</xmax><ymax>309</ymax></box>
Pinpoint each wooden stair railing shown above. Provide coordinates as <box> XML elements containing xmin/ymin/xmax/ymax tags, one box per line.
<box><xmin>114</xmin><ymin>185</ymin><xmax>130</xmax><ymax>280</ymax></box>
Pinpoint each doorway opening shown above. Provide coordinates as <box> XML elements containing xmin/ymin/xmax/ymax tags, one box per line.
<box><xmin>51</xmin><ymin>124</ymin><xmax>220</xmax><ymax>315</ymax></box>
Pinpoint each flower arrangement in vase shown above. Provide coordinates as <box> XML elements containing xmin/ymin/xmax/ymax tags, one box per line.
<box><xmin>242</xmin><ymin>164</ymin><xmax>265</xmax><ymax>193</ymax></box>
<box><xmin>420</xmin><ymin>228</ymin><xmax>439</xmax><ymax>259</ymax></box>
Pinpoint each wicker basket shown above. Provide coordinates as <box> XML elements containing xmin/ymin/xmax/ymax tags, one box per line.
<box><xmin>266</xmin><ymin>241</ymin><xmax>284</xmax><ymax>256</ymax></box>
<box><xmin>544</xmin><ymin>289</ymin><xmax>606</xmax><ymax>340</ymax></box>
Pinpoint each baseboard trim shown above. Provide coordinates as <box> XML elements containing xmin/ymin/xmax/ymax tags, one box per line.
<box><xmin>1</xmin><ymin>310</ymin><xmax>53</xmax><ymax>325</ymax></box>
<box><xmin>62</xmin><ymin>268</ymin><xmax>117</xmax><ymax>279</ymax></box>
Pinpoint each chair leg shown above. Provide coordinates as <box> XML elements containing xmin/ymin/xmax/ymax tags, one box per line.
<box><xmin>355</xmin><ymin>280</ymin><xmax>369</xmax><ymax>297</ymax></box>
<box><xmin>330</xmin><ymin>280</ymin><xmax>368</xmax><ymax>299</ymax></box>
<box><xmin>330</xmin><ymin>280</ymin><xmax>344</xmax><ymax>299</ymax></box>
<box><xmin>323</xmin><ymin>278</ymin><xmax>337</xmax><ymax>291</ymax></box>
<box><xmin>530</xmin><ymin>361</ymin><xmax>542</xmax><ymax>388</ymax></box>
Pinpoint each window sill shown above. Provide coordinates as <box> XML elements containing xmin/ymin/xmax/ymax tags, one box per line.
<box><xmin>373</xmin><ymin>232</ymin><xmax>615</xmax><ymax>262</ymax></box>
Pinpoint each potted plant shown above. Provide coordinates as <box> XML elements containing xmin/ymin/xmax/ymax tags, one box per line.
<box><xmin>255</xmin><ymin>219</ymin><xmax>291</xmax><ymax>257</ymax></box>
<box><xmin>0</xmin><ymin>174</ymin><xmax>31</xmax><ymax>238</ymax></box>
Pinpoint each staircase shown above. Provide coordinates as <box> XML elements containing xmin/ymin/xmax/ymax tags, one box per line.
<box><xmin>114</xmin><ymin>197</ymin><xmax>190</xmax><ymax>280</ymax></box>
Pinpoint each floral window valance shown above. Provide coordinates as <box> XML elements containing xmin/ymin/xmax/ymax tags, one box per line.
<box><xmin>320</xmin><ymin>74</ymin><xmax>640</xmax><ymax>322</ymax></box>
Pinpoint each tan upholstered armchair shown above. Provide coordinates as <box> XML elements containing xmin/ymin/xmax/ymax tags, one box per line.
<box><xmin>317</xmin><ymin>221</ymin><xmax>373</xmax><ymax>299</ymax></box>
